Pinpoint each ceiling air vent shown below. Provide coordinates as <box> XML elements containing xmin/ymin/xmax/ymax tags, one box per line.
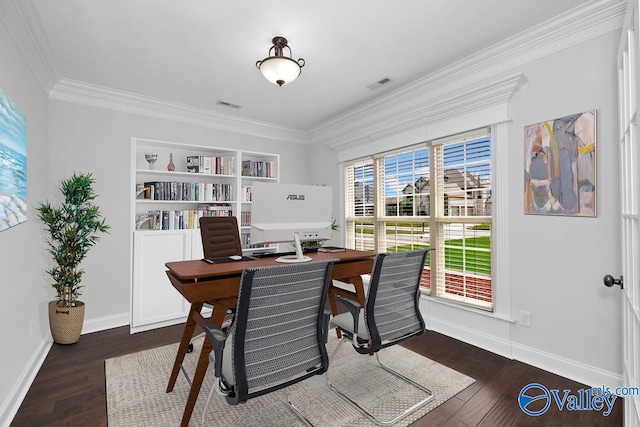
<box><xmin>216</xmin><ymin>100</ymin><xmax>242</xmax><ymax>109</ymax></box>
<box><xmin>366</xmin><ymin>77</ymin><xmax>394</xmax><ymax>91</ymax></box>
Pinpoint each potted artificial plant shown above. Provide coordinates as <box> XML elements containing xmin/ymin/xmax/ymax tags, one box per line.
<box><xmin>37</xmin><ymin>173</ymin><xmax>110</xmax><ymax>344</ymax></box>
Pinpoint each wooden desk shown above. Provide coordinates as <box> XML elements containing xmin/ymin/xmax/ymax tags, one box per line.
<box><xmin>165</xmin><ymin>249</ymin><xmax>375</xmax><ymax>427</ymax></box>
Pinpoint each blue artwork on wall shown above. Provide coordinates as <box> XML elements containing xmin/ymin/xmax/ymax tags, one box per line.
<box><xmin>0</xmin><ymin>89</ymin><xmax>27</xmax><ymax>231</ymax></box>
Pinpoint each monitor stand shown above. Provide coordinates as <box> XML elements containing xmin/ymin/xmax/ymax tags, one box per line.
<box><xmin>276</xmin><ymin>232</ymin><xmax>312</xmax><ymax>263</ymax></box>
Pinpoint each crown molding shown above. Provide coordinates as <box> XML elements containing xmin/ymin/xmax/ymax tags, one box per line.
<box><xmin>309</xmin><ymin>0</ymin><xmax>625</xmax><ymax>150</ymax></box>
<box><xmin>0</xmin><ymin>0</ymin><xmax>58</xmax><ymax>92</ymax></box>
<box><xmin>320</xmin><ymin>73</ymin><xmax>526</xmax><ymax>151</ymax></box>
<box><xmin>362</xmin><ymin>73</ymin><xmax>526</xmax><ymax>140</ymax></box>
<box><xmin>49</xmin><ymin>79</ymin><xmax>309</xmax><ymax>144</ymax></box>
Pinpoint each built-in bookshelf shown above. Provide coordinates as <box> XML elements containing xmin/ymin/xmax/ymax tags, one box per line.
<box><xmin>133</xmin><ymin>138</ymin><xmax>278</xmax><ymax>237</ymax></box>
<box><xmin>130</xmin><ymin>137</ymin><xmax>279</xmax><ymax>333</ymax></box>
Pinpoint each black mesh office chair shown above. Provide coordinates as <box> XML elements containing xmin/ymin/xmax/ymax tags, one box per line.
<box><xmin>201</xmin><ymin>260</ymin><xmax>335</xmax><ymax>425</ymax></box>
<box><xmin>328</xmin><ymin>249</ymin><xmax>434</xmax><ymax>426</ymax></box>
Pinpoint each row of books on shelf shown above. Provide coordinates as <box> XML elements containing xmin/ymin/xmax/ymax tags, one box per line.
<box><xmin>143</xmin><ymin>182</ymin><xmax>233</xmax><ymax>202</ymax></box>
<box><xmin>239</xmin><ymin>211</ymin><xmax>251</xmax><ymax>227</ymax></box>
<box><xmin>241</xmin><ymin>160</ymin><xmax>275</xmax><ymax>178</ymax></box>
<box><xmin>186</xmin><ymin>155</ymin><xmax>235</xmax><ymax>175</ymax></box>
<box><xmin>241</xmin><ymin>233</ymin><xmax>274</xmax><ymax>250</ymax></box>
<box><xmin>241</xmin><ymin>185</ymin><xmax>252</xmax><ymax>202</ymax></box>
<box><xmin>144</xmin><ymin>206</ymin><xmax>233</xmax><ymax>230</ymax></box>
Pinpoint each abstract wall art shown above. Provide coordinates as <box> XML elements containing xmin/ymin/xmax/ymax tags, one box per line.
<box><xmin>0</xmin><ymin>89</ymin><xmax>27</xmax><ymax>231</ymax></box>
<box><xmin>524</xmin><ymin>110</ymin><xmax>596</xmax><ymax>217</ymax></box>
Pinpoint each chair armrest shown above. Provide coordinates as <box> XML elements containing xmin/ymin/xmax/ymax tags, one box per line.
<box><xmin>203</xmin><ymin>321</ymin><xmax>227</xmax><ymax>377</ymax></box>
<box><xmin>322</xmin><ymin>308</ymin><xmax>331</xmax><ymax>343</ymax></box>
<box><xmin>334</xmin><ymin>295</ymin><xmax>362</xmax><ymax>336</ymax></box>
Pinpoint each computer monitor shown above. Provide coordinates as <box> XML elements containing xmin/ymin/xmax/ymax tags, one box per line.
<box><xmin>250</xmin><ymin>182</ymin><xmax>333</xmax><ymax>263</ymax></box>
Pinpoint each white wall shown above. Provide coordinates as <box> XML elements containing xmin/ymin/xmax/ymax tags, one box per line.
<box><xmin>311</xmin><ymin>30</ymin><xmax>623</xmax><ymax>389</ymax></box>
<box><xmin>508</xmin><ymin>30</ymin><xmax>621</xmax><ymax>384</ymax></box>
<box><xmin>47</xmin><ymin>101</ymin><xmax>311</xmax><ymax>329</ymax></box>
<box><xmin>0</xmin><ymin>17</ymin><xmax>51</xmax><ymax>427</ymax></box>
<box><xmin>307</xmin><ymin>143</ymin><xmax>343</xmax><ymax>246</ymax></box>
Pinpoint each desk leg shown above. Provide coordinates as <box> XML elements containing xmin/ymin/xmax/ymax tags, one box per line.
<box><xmin>179</xmin><ymin>298</ymin><xmax>235</xmax><ymax>427</ymax></box>
<box><xmin>328</xmin><ymin>288</ymin><xmax>343</xmax><ymax>339</ymax></box>
<box><xmin>179</xmin><ymin>333</ymin><xmax>212</xmax><ymax>427</ymax></box>
<box><xmin>167</xmin><ymin>302</ymin><xmax>203</xmax><ymax>393</ymax></box>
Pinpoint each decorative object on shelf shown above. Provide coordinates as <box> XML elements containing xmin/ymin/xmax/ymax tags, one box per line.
<box><xmin>135</xmin><ymin>213</ymin><xmax>151</xmax><ymax>229</ymax></box>
<box><xmin>167</xmin><ymin>152</ymin><xmax>175</xmax><ymax>172</ymax></box>
<box><xmin>135</xmin><ymin>183</ymin><xmax>150</xmax><ymax>199</ymax></box>
<box><xmin>144</xmin><ymin>152</ymin><xmax>158</xmax><ymax>170</ymax></box>
<box><xmin>0</xmin><ymin>88</ymin><xmax>27</xmax><ymax>232</ymax></box>
<box><xmin>524</xmin><ymin>109</ymin><xmax>596</xmax><ymax>217</ymax></box>
<box><xmin>36</xmin><ymin>173</ymin><xmax>110</xmax><ymax>344</ymax></box>
<box><xmin>256</xmin><ymin>36</ymin><xmax>305</xmax><ymax>87</ymax></box>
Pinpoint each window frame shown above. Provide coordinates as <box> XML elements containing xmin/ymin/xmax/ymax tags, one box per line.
<box><xmin>342</xmin><ymin>123</ymin><xmax>510</xmax><ymax>319</ymax></box>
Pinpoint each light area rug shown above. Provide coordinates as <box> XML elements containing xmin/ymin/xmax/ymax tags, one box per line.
<box><xmin>106</xmin><ymin>335</ymin><xmax>474</xmax><ymax>427</ymax></box>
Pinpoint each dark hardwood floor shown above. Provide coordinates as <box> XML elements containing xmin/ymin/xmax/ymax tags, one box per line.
<box><xmin>11</xmin><ymin>325</ymin><xmax>623</xmax><ymax>426</ymax></box>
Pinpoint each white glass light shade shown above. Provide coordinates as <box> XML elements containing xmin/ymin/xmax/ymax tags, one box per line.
<box><xmin>258</xmin><ymin>57</ymin><xmax>301</xmax><ymax>86</ymax></box>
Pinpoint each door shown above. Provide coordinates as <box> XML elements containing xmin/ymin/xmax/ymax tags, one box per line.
<box><xmin>616</xmin><ymin>1</ymin><xmax>640</xmax><ymax>425</ymax></box>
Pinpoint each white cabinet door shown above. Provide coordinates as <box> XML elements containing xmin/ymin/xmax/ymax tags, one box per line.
<box><xmin>191</xmin><ymin>229</ymin><xmax>204</xmax><ymax>261</ymax></box>
<box><xmin>131</xmin><ymin>230</ymin><xmax>192</xmax><ymax>332</ymax></box>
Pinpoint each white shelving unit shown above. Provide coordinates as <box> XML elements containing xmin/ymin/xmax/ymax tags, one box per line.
<box><xmin>130</xmin><ymin>137</ymin><xmax>279</xmax><ymax>333</ymax></box>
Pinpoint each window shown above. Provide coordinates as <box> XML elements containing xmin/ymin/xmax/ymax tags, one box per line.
<box><xmin>344</xmin><ymin>160</ymin><xmax>375</xmax><ymax>252</ymax></box>
<box><xmin>344</xmin><ymin>129</ymin><xmax>493</xmax><ymax>310</ymax></box>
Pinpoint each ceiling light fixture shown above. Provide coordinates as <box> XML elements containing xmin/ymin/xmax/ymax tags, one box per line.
<box><xmin>256</xmin><ymin>36</ymin><xmax>305</xmax><ymax>87</ymax></box>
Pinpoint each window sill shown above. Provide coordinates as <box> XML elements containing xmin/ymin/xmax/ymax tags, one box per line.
<box><xmin>337</xmin><ymin>275</ymin><xmax>515</xmax><ymax>323</ymax></box>
<box><xmin>420</xmin><ymin>292</ymin><xmax>516</xmax><ymax>323</ymax></box>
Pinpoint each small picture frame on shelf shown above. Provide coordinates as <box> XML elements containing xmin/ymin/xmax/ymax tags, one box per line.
<box><xmin>186</xmin><ymin>156</ymin><xmax>200</xmax><ymax>173</ymax></box>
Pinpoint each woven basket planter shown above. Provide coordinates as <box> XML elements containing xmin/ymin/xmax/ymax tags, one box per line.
<box><xmin>48</xmin><ymin>300</ymin><xmax>85</xmax><ymax>344</ymax></box>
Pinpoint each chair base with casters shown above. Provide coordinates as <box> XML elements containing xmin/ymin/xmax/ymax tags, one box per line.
<box><xmin>327</xmin><ymin>250</ymin><xmax>434</xmax><ymax>426</ymax></box>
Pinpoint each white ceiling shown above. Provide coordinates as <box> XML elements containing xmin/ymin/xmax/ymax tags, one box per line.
<box><xmin>20</xmin><ymin>0</ymin><xmax>593</xmax><ymax>133</ymax></box>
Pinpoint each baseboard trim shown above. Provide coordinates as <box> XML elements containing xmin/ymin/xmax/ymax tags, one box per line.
<box><xmin>130</xmin><ymin>307</ymin><xmax>212</xmax><ymax>334</ymax></box>
<box><xmin>129</xmin><ymin>317</ymin><xmax>187</xmax><ymax>334</ymax></box>
<box><xmin>0</xmin><ymin>339</ymin><xmax>51</xmax><ymax>427</ymax></box>
<box><xmin>427</xmin><ymin>312</ymin><xmax>622</xmax><ymax>389</ymax></box>
<box><xmin>512</xmin><ymin>341</ymin><xmax>623</xmax><ymax>389</ymax></box>
<box><xmin>81</xmin><ymin>312</ymin><xmax>130</xmax><ymax>335</ymax></box>
<box><xmin>427</xmin><ymin>315</ymin><xmax>513</xmax><ymax>359</ymax></box>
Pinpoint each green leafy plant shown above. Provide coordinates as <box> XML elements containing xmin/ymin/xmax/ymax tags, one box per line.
<box><xmin>37</xmin><ymin>173</ymin><xmax>110</xmax><ymax>307</ymax></box>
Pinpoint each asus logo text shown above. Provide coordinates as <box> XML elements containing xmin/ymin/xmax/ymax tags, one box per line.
<box><xmin>286</xmin><ymin>194</ymin><xmax>306</xmax><ymax>200</ymax></box>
